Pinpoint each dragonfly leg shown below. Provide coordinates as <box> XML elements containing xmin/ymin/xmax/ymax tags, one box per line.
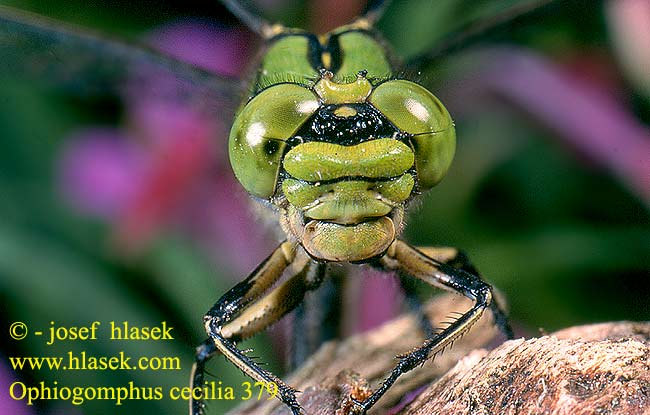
<box><xmin>190</xmin><ymin>242</ymin><xmax>323</xmax><ymax>415</ymax></box>
<box><xmin>401</xmin><ymin>246</ymin><xmax>513</xmax><ymax>339</ymax></box>
<box><xmin>399</xmin><ymin>247</ymin><xmax>470</xmax><ymax>337</ymax></box>
<box><xmin>189</xmin><ymin>339</ymin><xmax>217</xmax><ymax>415</ymax></box>
<box><xmin>352</xmin><ymin>240</ymin><xmax>511</xmax><ymax>413</ymax></box>
<box><xmin>290</xmin><ymin>267</ymin><xmax>340</xmax><ymax>370</ymax></box>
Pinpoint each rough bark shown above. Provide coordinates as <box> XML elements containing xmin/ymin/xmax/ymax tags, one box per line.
<box><xmin>228</xmin><ymin>294</ymin><xmax>650</xmax><ymax>415</ymax></box>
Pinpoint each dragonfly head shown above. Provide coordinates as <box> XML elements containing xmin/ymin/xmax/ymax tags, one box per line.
<box><xmin>228</xmin><ymin>72</ymin><xmax>455</xmax><ymax>262</ymax></box>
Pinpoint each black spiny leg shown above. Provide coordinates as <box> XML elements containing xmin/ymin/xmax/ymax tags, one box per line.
<box><xmin>190</xmin><ymin>339</ymin><xmax>217</xmax><ymax>415</ymax></box>
<box><xmin>351</xmin><ymin>240</ymin><xmax>511</xmax><ymax>414</ymax></box>
<box><xmin>190</xmin><ymin>242</ymin><xmax>325</xmax><ymax>415</ymax></box>
<box><xmin>422</xmin><ymin>247</ymin><xmax>513</xmax><ymax>339</ymax></box>
<box><xmin>290</xmin><ymin>266</ymin><xmax>340</xmax><ymax>370</ymax></box>
<box><xmin>399</xmin><ymin>246</ymin><xmax>513</xmax><ymax>341</ymax></box>
<box><xmin>404</xmin><ymin>248</ymin><xmax>472</xmax><ymax>338</ymax></box>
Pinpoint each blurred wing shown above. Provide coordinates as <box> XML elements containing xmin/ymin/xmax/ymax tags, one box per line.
<box><xmin>0</xmin><ymin>5</ymin><xmax>247</xmax><ymax>119</ymax></box>
<box><xmin>403</xmin><ymin>0</ymin><xmax>568</xmax><ymax>71</ymax></box>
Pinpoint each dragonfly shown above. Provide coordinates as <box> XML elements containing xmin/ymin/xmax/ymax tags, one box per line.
<box><xmin>0</xmin><ymin>0</ymin><xmax>569</xmax><ymax>414</ymax></box>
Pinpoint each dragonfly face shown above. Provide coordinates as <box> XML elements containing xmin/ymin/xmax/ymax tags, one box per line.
<box><xmin>229</xmin><ymin>24</ymin><xmax>456</xmax><ymax>262</ymax></box>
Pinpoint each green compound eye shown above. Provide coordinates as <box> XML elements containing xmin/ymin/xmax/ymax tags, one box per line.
<box><xmin>229</xmin><ymin>84</ymin><xmax>319</xmax><ymax>198</ymax></box>
<box><xmin>369</xmin><ymin>80</ymin><xmax>456</xmax><ymax>190</ymax></box>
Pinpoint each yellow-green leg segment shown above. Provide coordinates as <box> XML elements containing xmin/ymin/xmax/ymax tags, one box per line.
<box><xmin>400</xmin><ymin>246</ymin><xmax>512</xmax><ymax>339</ymax></box>
<box><xmin>190</xmin><ymin>241</ymin><xmax>324</xmax><ymax>415</ymax></box>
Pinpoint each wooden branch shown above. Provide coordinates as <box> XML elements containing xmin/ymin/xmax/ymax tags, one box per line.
<box><xmin>229</xmin><ymin>294</ymin><xmax>650</xmax><ymax>415</ymax></box>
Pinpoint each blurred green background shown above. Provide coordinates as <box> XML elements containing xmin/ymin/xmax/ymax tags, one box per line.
<box><xmin>1</xmin><ymin>1</ymin><xmax>648</xmax><ymax>414</ymax></box>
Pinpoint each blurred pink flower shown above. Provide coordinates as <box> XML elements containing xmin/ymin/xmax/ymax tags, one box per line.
<box><xmin>59</xmin><ymin>129</ymin><xmax>146</xmax><ymax>218</ymax></box>
<box><xmin>356</xmin><ymin>268</ymin><xmax>401</xmax><ymax>332</ymax></box>
<box><xmin>309</xmin><ymin>0</ymin><xmax>364</xmax><ymax>33</ymax></box>
<box><xmin>606</xmin><ymin>0</ymin><xmax>650</xmax><ymax>97</ymax></box>
<box><xmin>0</xmin><ymin>360</ymin><xmax>33</xmax><ymax>415</ymax></box>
